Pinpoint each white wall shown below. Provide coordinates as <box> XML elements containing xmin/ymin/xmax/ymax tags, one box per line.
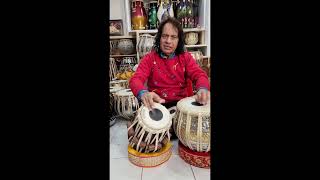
<box><xmin>110</xmin><ymin>0</ymin><xmax>128</xmax><ymax>35</ymax></box>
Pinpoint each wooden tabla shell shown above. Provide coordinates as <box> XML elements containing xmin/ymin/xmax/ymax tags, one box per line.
<box><xmin>128</xmin><ymin>142</ymin><xmax>172</xmax><ymax>168</ymax></box>
<box><xmin>127</xmin><ymin>103</ymin><xmax>174</xmax><ymax>153</ymax></box>
<box><xmin>178</xmin><ymin>141</ymin><xmax>210</xmax><ymax>168</ymax></box>
<box><xmin>114</xmin><ymin>89</ymin><xmax>139</xmax><ymax>119</ymax></box>
<box><xmin>110</xmin><ymin>80</ymin><xmax>129</xmax><ymax>89</ymax></box>
<box><xmin>173</xmin><ymin>96</ymin><xmax>211</xmax><ymax>152</ymax></box>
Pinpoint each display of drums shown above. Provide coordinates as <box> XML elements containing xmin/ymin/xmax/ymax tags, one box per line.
<box><xmin>173</xmin><ymin>96</ymin><xmax>211</xmax><ymax>152</ymax></box>
<box><xmin>114</xmin><ymin>89</ymin><xmax>140</xmax><ymax>120</ymax></box>
<box><xmin>109</xmin><ymin>86</ymin><xmax>124</xmax><ymax>126</ymax></box>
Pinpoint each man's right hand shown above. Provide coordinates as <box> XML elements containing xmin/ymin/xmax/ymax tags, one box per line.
<box><xmin>141</xmin><ymin>92</ymin><xmax>165</xmax><ymax>110</ymax></box>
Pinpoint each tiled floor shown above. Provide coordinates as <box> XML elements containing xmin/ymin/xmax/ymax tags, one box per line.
<box><xmin>110</xmin><ymin>118</ymin><xmax>210</xmax><ymax>180</ymax></box>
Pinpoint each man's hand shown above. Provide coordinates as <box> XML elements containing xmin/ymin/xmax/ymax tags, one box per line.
<box><xmin>141</xmin><ymin>92</ymin><xmax>165</xmax><ymax>110</ymax></box>
<box><xmin>194</xmin><ymin>89</ymin><xmax>210</xmax><ymax>105</ymax></box>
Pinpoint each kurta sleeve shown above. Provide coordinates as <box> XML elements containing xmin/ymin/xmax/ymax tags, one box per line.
<box><xmin>129</xmin><ymin>53</ymin><xmax>153</xmax><ymax>97</ymax></box>
<box><xmin>184</xmin><ymin>52</ymin><xmax>210</xmax><ymax>91</ymax></box>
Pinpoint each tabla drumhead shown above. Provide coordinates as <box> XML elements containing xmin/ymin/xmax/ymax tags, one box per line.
<box><xmin>177</xmin><ymin>97</ymin><xmax>210</xmax><ymax>116</ymax></box>
<box><xmin>140</xmin><ymin>103</ymin><xmax>171</xmax><ymax>130</ymax></box>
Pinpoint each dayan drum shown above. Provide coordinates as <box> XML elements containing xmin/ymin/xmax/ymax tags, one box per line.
<box><xmin>114</xmin><ymin>89</ymin><xmax>140</xmax><ymax>120</ymax></box>
<box><xmin>173</xmin><ymin>96</ymin><xmax>211</xmax><ymax>152</ymax></box>
<box><xmin>137</xmin><ymin>34</ymin><xmax>155</xmax><ymax>59</ymax></box>
<box><xmin>127</xmin><ymin>103</ymin><xmax>176</xmax><ymax>167</ymax></box>
<box><xmin>110</xmin><ymin>80</ymin><xmax>129</xmax><ymax>89</ymax></box>
<box><xmin>109</xmin><ymin>57</ymin><xmax>118</xmax><ymax>81</ymax></box>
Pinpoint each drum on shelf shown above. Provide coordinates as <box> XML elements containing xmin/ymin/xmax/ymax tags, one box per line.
<box><xmin>109</xmin><ymin>58</ymin><xmax>118</xmax><ymax>81</ymax></box>
<box><xmin>137</xmin><ymin>34</ymin><xmax>155</xmax><ymax>59</ymax></box>
<box><xmin>189</xmin><ymin>51</ymin><xmax>203</xmax><ymax>66</ymax></box>
<box><xmin>127</xmin><ymin>103</ymin><xmax>176</xmax><ymax>153</ymax></box>
<box><xmin>114</xmin><ymin>89</ymin><xmax>140</xmax><ymax>120</ymax></box>
<box><xmin>172</xmin><ymin>96</ymin><xmax>211</xmax><ymax>152</ymax></box>
<box><xmin>110</xmin><ymin>80</ymin><xmax>129</xmax><ymax>89</ymax></box>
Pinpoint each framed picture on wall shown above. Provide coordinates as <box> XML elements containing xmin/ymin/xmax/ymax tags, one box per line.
<box><xmin>109</xmin><ymin>19</ymin><xmax>123</xmax><ymax>36</ymax></box>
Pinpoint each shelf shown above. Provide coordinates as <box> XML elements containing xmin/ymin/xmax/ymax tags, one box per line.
<box><xmin>110</xmin><ymin>54</ymin><xmax>137</xmax><ymax>57</ymax></box>
<box><xmin>203</xmin><ymin>56</ymin><xmax>209</xmax><ymax>59</ymax></box>
<box><xmin>128</xmin><ymin>28</ymin><xmax>205</xmax><ymax>34</ymax></box>
<box><xmin>110</xmin><ymin>35</ymin><xmax>135</xmax><ymax>39</ymax></box>
<box><xmin>185</xmin><ymin>44</ymin><xmax>207</xmax><ymax>48</ymax></box>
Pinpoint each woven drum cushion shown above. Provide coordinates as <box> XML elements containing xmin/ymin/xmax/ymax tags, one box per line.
<box><xmin>178</xmin><ymin>141</ymin><xmax>210</xmax><ymax>168</ymax></box>
<box><xmin>128</xmin><ymin>142</ymin><xmax>172</xmax><ymax>168</ymax></box>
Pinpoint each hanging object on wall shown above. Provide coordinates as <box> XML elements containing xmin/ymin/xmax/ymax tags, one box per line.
<box><xmin>148</xmin><ymin>1</ymin><xmax>158</xmax><ymax>29</ymax></box>
<box><xmin>157</xmin><ymin>0</ymin><xmax>174</xmax><ymax>24</ymax></box>
<box><xmin>131</xmin><ymin>0</ymin><xmax>148</xmax><ymax>30</ymax></box>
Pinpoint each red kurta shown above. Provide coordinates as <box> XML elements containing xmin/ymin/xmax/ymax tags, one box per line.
<box><xmin>129</xmin><ymin>50</ymin><xmax>210</xmax><ymax>103</ymax></box>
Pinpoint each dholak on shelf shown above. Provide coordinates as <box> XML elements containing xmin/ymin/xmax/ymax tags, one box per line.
<box><xmin>173</xmin><ymin>96</ymin><xmax>211</xmax><ymax>152</ymax></box>
<box><xmin>127</xmin><ymin>103</ymin><xmax>176</xmax><ymax>153</ymax></box>
<box><xmin>128</xmin><ymin>142</ymin><xmax>172</xmax><ymax>168</ymax></box>
<box><xmin>178</xmin><ymin>141</ymin><xmax>210</xmax><ymax>168</ymax></box>
<box><xmin>114</xmin><ymin>89</ymin><xmax>140</xmax><ymax>120</ymax></box>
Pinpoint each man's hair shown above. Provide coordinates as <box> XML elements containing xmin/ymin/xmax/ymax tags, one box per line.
<box><xmin>153</xmin><ymin>17</ymin><xmax>186</xmax><ymax>55</ymax></box>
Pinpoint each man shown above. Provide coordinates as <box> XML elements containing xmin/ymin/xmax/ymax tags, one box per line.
<box><xmin>129</xmin><ymin>17</ymin><xmax>210</xmax><ymax>109</ymax></box>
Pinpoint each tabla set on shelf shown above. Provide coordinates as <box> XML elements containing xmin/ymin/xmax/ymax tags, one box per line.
<box><xmin>124</xmin><ymin>96</ymin><xmax>211</xmax><ymax>168</ymax></box>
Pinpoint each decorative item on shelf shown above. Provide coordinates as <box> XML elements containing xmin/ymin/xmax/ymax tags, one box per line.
<box><xmin>157</xmin><ymin>0</ymin><xmax>174</xmax><ymax>25</ymax></box>
<box><xmin>109</xmin><ymin>19</ymin><xmax>123</xmax><ymax>36</ymax></box>
<box><xmin>137</xmin><ymin>34</ymin><xmax>155</xmax><ymax>60</ymax></box>
<box><xmin>185</xmin><ymin>0</ymin><xmax>194</xmax><ymax>28</ymax></box>
<box><xmin>176</xmin><ymin>0</ymin><xmax>186</xmax><ymax>27</ymax></box>
<box><xmin>131</xmin><ymin>0</ymin><xmax>148</xmax><ymax>30</ymax></box>
<box><xmin>192</xmin><ymin>0</ymin><xmax>199</xmax><ymax>28</ymax></box>
<box><xmin>189</xmin><ymin>50</ymin><xmax>203</xmax><ymax>66</ymax></box>
<box><xmin>184</xmin><ymin>32</ymin><xmax>198</xmax><ymax>45</ymax></box>
<box><xmin>109</xmin><ymin>58</ymin><xmax>118</xmax><ymax>81</ymax></box>
<box><xmin>118</xmin><ymin>39</ymin><xmax>135</xmax><ymax>55</ymax></box>
<box><xmin>148</xmin><ymin>1</ymin><xmax>158</xmax><ymax>29</ymax></box>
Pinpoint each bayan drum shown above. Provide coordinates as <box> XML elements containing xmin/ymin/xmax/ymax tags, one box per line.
<box><xmin>114</xmin><ymin>89</ymin><xmax>140</xmax><ymax>120</ymax></box>
<box><xmin>173</xmin><ymin>96</ymin><xmax>210</xmax><ymax>152</ymax></box>
<box><xmin>127</xmin><ymin>103</ymin><xmax>176</xmax><ymax>153</ymax></box>
<box><xmin>178</xmin><ymin>141</ymin><xmax>210</xmax><ymax>168</ymax></box>
<box><xmin>110</xmin><ymin>80</ymin><xmax>129</xmax><ymax>89</ymax></box>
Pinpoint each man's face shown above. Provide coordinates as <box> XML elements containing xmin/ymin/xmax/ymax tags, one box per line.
<box><xmin>160</xmin><ymin>23</ymin><xmax>179</xmax><ymax>55</ymax></box>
